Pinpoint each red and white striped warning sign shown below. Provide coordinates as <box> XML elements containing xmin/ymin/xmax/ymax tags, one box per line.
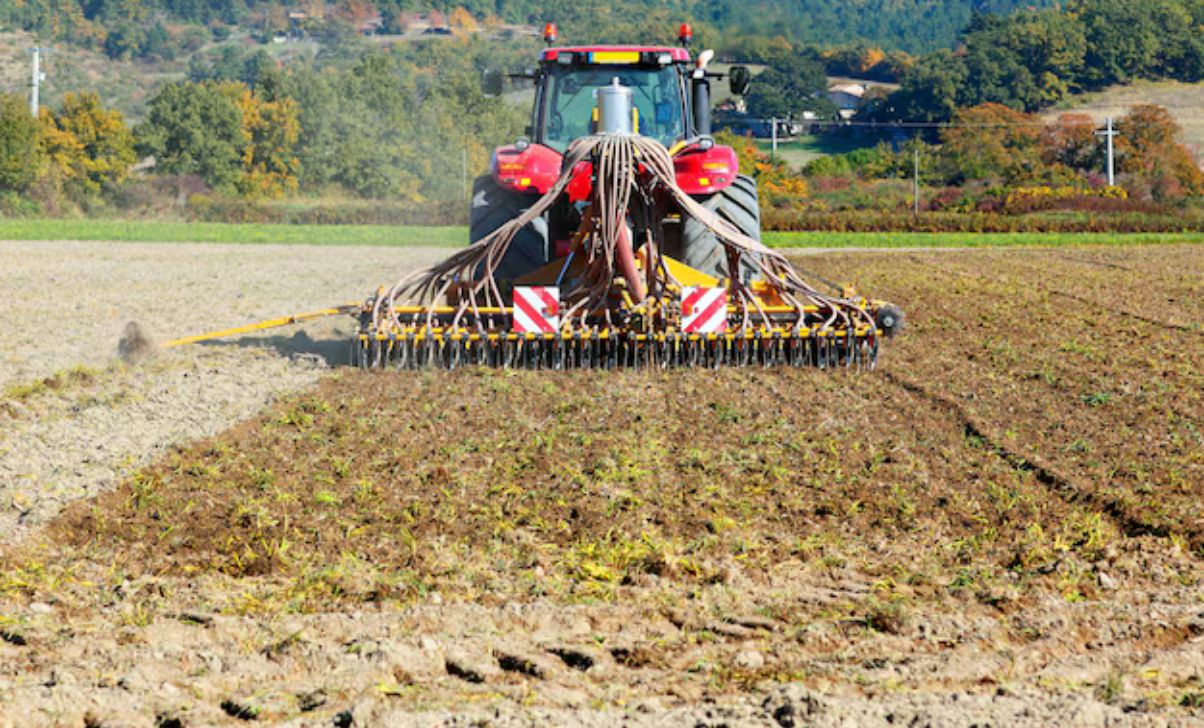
<box><xmin>681</xmin><ymin>286</ymin><xmax>728</xmax><ymax>333</ymax></box>
<box><xmin>512</xmin><ymin>286</ymin><xmax>561</xmax><ymax>333</ymax></box>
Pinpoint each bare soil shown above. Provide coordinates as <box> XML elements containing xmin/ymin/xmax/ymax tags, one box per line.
<box><xmin>0</xmin><ymin>240</ymin><xmax>449</xmax><ymax>389</ymax></box>
<box><xmin>1</xmin><ymin>242</ymin><xmax>1202</xmax><ymax>726</ymax></box>
<box><xmin>0</xmin><ymin>240</ymin><xmax>446</xmax><ymax>540</ymax></box>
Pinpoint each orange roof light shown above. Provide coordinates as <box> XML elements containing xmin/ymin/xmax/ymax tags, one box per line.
<box><xmin>678</xmin><ymin>23</ymin><xmax>693</xmax><ymax>46</ymax></box>
<box><xmin>543</xmin><ymin>23</ymin><xmax>558</xmax><ymax>45</ymax></box>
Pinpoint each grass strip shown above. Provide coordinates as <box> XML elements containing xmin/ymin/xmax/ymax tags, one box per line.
<box><xmin>763</xmin><ymin>230</ymin><xmax>1204</xmax><ymax>248</ymax></box>
<box><xmin>0</xmin><ymin>220</ymin><xmax>1200</xmax><ymax>248</ymax></box>
<box><xmin>0</xmin><ymin>220</ymin><xmax>464</xmax><ymax>247</ymax></box>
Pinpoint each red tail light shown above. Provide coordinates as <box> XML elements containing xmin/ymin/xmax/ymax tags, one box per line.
<box><xmin>543</xmin><ymin>23</ymin><xmax>558</xmax><ymax>45</ymax></box>
<box><xmin>678</xmin><ymin>23</ymin><xmax>693</xmax><ymax>46</ymax></box>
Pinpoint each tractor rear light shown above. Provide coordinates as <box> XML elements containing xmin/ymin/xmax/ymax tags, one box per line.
<box><xmin>678</xmin><ymin>23</ymin><xmax>693</xmax><ymax>46</ymax></box>
<box><xmin>543</xmin><ymin>23</ymin><xmax>558</xmax><ymax>45</ymax></box>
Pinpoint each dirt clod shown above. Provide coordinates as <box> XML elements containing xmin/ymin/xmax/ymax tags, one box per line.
<box><xmin>117</xmin><ymin>321</ymin><xmax>155</xmax><ymax>364</ymax></box>
<box><xmin>445</xmin><ymin>650</ymin><xmax>498</xmax><ymax>684</ymax></box>
<box><xmin>219</xmin><ymin>699</ymin><xmax>260</xmax><ymax>721</ymax></box>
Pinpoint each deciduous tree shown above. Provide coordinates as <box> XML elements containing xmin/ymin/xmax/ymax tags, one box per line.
<box><xmin>0</xmin><ymin>94</ymin><xmax>41</xmax><ymax>193</ymax></box>
<box><xmin>1115</xmin><ymin>104</ymin><xmax>1202</xmax><ymax>197</ymax></box>
<box><xmin>136</xmin><ymin>81</ymin><xmax>243</xmax><ymax>189</ymax></box>
<box><xmin>939</xmin><ymin>103</ymin><xmax>1045</xmax><ymax>184</ymax></box>
<box><xmin>39</xmin><ymin>92</ymin><xmax>136</xmax><ymax>193</ymax></box>
<box><xmin>1040</xmin><ymin>113</ymin><xmax>1100</xmax><ymax>171</ymax></box>
<box><xmin>228</xmin><ymin>85</ymin><xmax>301</xmax><ymax>197</ymax></box>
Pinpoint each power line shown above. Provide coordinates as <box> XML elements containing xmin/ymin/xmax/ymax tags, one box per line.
<box><xmin>798</xmin><ymin>119</ymin><xmax>1098</xmax><ymax>129</ymax></box>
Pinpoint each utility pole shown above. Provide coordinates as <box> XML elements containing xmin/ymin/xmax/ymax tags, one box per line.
<box><xmin>1095</xmin><ymin>117</ymin><xmax>1117</xmax><ymax>186</ymax></box>
<box><xmin>28</xmin><ymin>47</ymin><xmax>47</xmax><ymax>117</ymax></box>
<box><xmin>770</xmin><ymin>117</ymin><xmax>778</xmax><ymax>159</ymax></box>
<box><xmin>912</xmin><ymin>145</ymin><xmax>920</xmax><ymax>217</ymax></box>
<box><xmin>461</xmin><ymin>146</ymin><xmax>468</xmax><ymax>200</ymax></box>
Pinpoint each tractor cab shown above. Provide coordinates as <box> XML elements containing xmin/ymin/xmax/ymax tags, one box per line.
<box><xmin>533</xmin><ymin>46</ymin><xmax>694</xmax><ymax>151</ymax></box>
<box><xmin>474</xmin><ymin>24</ymin><xmax>756</xmax><ymax>282</ymax></box>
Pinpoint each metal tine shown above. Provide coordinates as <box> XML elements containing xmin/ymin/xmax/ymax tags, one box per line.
<box><xmin>355</xmin><ymin>323</ymin><xmax>881</xmax><ymax>370</ymax></box>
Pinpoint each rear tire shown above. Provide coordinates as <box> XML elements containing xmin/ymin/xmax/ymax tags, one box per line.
<box><xmin>677</xmin><ymin>174</ymin><xmax>762</xmax><ymax>280</ymax></box>
<box><xmin>469</xmin><ymin>175</ymin><xmax>549</xmax><ymax>285</ymax></box>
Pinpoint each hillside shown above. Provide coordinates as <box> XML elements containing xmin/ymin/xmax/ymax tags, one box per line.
<box><xmin>2</xmin><ymin>0</ymin><xmax>1057</xmax><ymax>55</ymax></box>
<box><xmin>1043</xmin><ymin>80</ymin><xmax>1204</xmax><ymax>154</ymax></box>
<box><xmin>0</xmin><ymin>30</ymin><xmax>183</xmax><ymax>121</ymax></box>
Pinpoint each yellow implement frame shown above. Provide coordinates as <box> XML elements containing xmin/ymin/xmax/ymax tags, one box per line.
<box><xmin>163</xmin><ymin>305</ymin><xmax>358</xmax><ymax>348</ymax></box>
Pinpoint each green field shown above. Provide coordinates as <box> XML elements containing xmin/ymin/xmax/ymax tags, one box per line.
<box><xmin>0</xmin><ymin>220</ymin><xmax>465</xmax><ymax>247</ymax></box>
<box><xmin>0</xmin><ymin>219</ymin><xmax>1200</xmax><ymax>248</ymax></box>
<box><xmin>753</xmin><ymin>134</ymin><xmax>881</xmax><ymax>169</ymax></box>
<box><xmin>762</xmin><ymin>230</ymin><xmax>1204</xmax><ymax>247</ymax></box>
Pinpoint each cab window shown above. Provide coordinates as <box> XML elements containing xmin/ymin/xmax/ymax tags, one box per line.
<box><xmin>543</xmin><ymin>65</ymin><xmax>685</xmax><ymax>151</ymax></box>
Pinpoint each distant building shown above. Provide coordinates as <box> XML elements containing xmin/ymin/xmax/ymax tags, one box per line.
<box><xmin>355</xmin><ymin>13</ymin><xmax>383</xmax><ymax>35</ymax></box>
<box><xmin>828</xmin><ymin>83</ymin><xmax>866</xmax><ymax>120</ymax></box>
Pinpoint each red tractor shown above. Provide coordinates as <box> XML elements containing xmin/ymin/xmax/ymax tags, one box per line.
<box><xmin>475</xmin><ymin>23</ymin><xmax>755</xmax><ymax>284</ymax></box>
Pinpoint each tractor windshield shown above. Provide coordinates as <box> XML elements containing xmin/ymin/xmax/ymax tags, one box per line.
<box><xmin>541</xmin><ymin>65</ymin><xmax>686</xmax><ymax>152</ymax></box>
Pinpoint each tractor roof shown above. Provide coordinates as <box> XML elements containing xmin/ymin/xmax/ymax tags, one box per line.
<box><xmin>540</xmin><ymin>46</ymin><xmax>691</xmax><ymax>64</ymax></box>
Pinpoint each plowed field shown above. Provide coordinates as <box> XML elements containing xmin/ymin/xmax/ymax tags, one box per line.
<box><xmin>0</xmin><ymin>244</ymin><xmax>1200</xmax><ymax>727</ymax></box>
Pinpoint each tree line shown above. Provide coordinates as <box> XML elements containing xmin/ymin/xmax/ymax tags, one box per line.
<box><xmin>4</xmin><ymin>0</ymin><xmax>1059</xmax><ymax>57</ymax></box>
<box><xmin>0</xmin><ymin>40</ymin><xmax>525</xmax><ymax>212</ymax></box>
<box><xmin>802</xmin><ymin>104</ymin><xmax>1202</xmax><ymax>203</ymax></box>
<box><xmin>728</xmin><ymin>0</ymin><xmax>1203</xmax><ymax>123</ymax></box>
<box><xmin>873</xmin><ymin>0</ymin><xmax>1204</xmax><ymax>122</ymax></box>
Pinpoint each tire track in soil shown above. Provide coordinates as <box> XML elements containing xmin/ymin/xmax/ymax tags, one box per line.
<box><xmin>892</xmin><ymin>255</ymin><xmax>1202</xmax><ymax>553</ymax></box>
<box><xmin>879</xmin><ymin>370</ymin><xmax>1196</xmax><ymax>551</ymax></box>
<box><xmin>978</xmin><ymin>256</ymin><xmax>1200</xmax><ymax>333</ymax></box>
<box><xmin>1052</xmin><ymin>252</ymin><xmax>1137</xmax><ymax>271</ymax></box>
<box><xmin>789</xmin><ymin>252</ymin><xmax>1194</xmax><ymax>519</ymax></box>
<box><xmin>908</xmin><ymin>254</ymin><xmax>1202</xmax><ymax>423</ymax></box>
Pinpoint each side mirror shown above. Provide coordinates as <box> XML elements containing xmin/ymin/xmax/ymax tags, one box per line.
<box><xmin>729</xmin><ymin>66</ymin><xmax>751</xmax><ymax>96</ymax></box>
<box><xmin>482</xmin><ymin>69</ymin><xmax>504</xmax><ymax>97</ymax></box>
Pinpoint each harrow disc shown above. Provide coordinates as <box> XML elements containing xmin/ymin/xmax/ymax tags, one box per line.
<box><xmin>354</xmin><ymin>327</ymin><xmax>878</xmax><ymax>371</ymax></box>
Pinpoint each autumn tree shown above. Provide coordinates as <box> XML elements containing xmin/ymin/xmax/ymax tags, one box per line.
<box><xmin>1040</xmin><ymin>113</ymin><xmax>1100</xmax><ymax>172</ymax></box>
<box><xmin>336</xmin><ymin>0</ymin><xmax>376</xmax><ymax>28</ymax></box>
<box><xmin>39</xmin><ymin>92</ymin><xmax>136</xmax><ymax>193</ymax></box>
<box><xmin>712</xmin><ymin>130</ymin><xmax>808</xmax><ymax>200</ymax></box>
<box><xmin>448</xmin><ymin>8</ymin><xmax>478</xmax><ymax>34</ymax></box>
<box><xmin>227</xmin><ymin>84</ymin><xmax>302</xmax><ymax>198</ymax></box>
<box><xmin>939</xmin><ymin>103</ymin><xmax>1046</xmax><ymax>184</ymax></box>
<box><xmin>1115</xmin><ymin>104</ymin><xmax>1203</xmax><ymax>198</ymax></box>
